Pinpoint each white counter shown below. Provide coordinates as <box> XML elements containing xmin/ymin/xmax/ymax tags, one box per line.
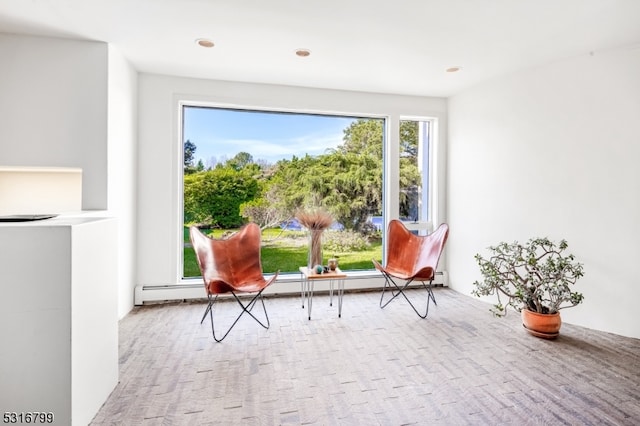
<box><xmin>0</xmin><ymin>216</ymin><xmax>118</xmax><ymax>425</ymax></box>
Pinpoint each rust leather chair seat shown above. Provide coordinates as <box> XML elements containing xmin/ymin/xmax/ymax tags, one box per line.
<box><xmin>190</xmin><ymin>223</ymin><xmax>278</xmax><ymax>342</ymax></box>
<box><xmin>373</xmin><ymin>220</ymin><xmax>449</xmax><ymax>318</ymax></box>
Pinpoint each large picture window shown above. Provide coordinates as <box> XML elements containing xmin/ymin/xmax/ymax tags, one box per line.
<box><xmin>181</xmin><ymin>106</ymin><xmax>386</xmax><ymax>277</ymax></box>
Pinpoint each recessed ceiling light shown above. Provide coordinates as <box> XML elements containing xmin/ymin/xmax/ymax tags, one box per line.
<box><xmin>446</xmin><ymin>66</ymin><xmax>461</xmax><ymax>73</ymax></box>
<box><xmin>295</xmin><ymin>48</ymin><xmax>311</xmax><ymax>57</ymax></box>
<box><xmin>196</xmin><ymin>38</ymin><xmax>215</xmax><ymax>48</ymax></box>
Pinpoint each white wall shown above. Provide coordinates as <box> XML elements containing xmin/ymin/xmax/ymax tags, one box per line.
<box><xmin>137</xmin><ymin>74</ymin><xmax>447</xmax><ymax>288</ymax></box>
<box><xmin>448</xmin><ymin>48</ymin><xmax>640</xmax><ymax>338</ymax></box>
<box><xmin>0</xmin><ymin>33</ymin><xmax>108</xmax><ymax>209</ymax></box>
<box><xmin>0</xmin><ymin>33</ymin><xmax>138</xmax><ymax>318</ymax></box>
<box><xmin>107</xmin><ymin>46</ymin><xmax>138</xmax><ymax>318</ymax></box>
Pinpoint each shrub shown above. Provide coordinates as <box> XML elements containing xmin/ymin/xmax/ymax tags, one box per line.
<box><xmin>323</xmin><ymin>229</ymin><xmax>369</xmax><ymax>252</ymax></box>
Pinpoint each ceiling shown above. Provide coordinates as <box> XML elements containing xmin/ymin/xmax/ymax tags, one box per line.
<box><xmin>1</xmin><ymin>0</ymin><xmax>639</xmax><ymax>97</ymax></box>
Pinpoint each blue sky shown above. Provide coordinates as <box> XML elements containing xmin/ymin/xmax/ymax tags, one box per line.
<box><xmin>183</xmin><ymin>107</ymin><xmax>357</xmax><ymax>167</ymax></box>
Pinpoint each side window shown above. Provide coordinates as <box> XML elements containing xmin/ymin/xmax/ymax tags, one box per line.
<box><xmin>399</xmin><ymin>119</ymin><xmax>431</xmax><ymax>234</ymax></box>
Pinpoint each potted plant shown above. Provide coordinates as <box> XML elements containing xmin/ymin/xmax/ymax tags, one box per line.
<box><xmin>472</xmin><ymin>237</ymin><xmax>585</xmax><ymax>339</ymax></box>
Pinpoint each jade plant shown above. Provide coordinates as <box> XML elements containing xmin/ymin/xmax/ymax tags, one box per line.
<box><xmin>472</xmin><ymin>237</ymin><xmax>585</xmax><ymax>317</ymax></box>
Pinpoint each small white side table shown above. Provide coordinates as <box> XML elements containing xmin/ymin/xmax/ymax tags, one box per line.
<box><xmin>299</xmin><ymin>267</ymin><xmax>347</xmax><ymax>320</ymax></box>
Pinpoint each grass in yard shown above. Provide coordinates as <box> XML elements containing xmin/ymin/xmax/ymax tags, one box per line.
<box><xmin>183</xmin><ymin>226</ymin><xmax>382</xmax><ymax>277</ymax></box>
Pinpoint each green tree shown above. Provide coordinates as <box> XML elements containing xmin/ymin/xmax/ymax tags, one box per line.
<box><xmin>213</xmin><ymin>118</ymin><xmax>422</xmax><ymax>233</ymax></box>
<box><xmin>259</xmin><ymin>120</ymin><xmax>385</xmax><ymax>232</ymax></box>
<box><xmin>240</xmin><ymin>191</ymin><xmax>289</xmax><ymax>230</ymax></box>
<box><xmin>340</xmin><ymin>118</ymin><xmax>384</xmax><ymax>158</ymax></box>
<box><xmin>184</xmin><ymin>166</ymin><xmax>259</xmax><ymax>228</ymax></box>
<box><xmin>240</xmin><ymin>169</ymin><xmax>291</xmax><ymax>230</ymax></box>
<box><xmin>399</xmin><ymin>121</ymin><xmax>418</xmax><ymax>159</ymax></box>
<box><xmin>227</xmin><ymin>152</ymin><xmax>254</xmax><ymax>170</ymax></box>
<box><xmin>322</xmin><ymin>150</ymin><xmax>382</xmax><ymax>231</ymax></box>
<box><xmin>267</xmin><ymin>155</ymin><xmax>321</xmax><ymax>213</ymax></box>
<box><xmin>184</xmin><ymin>140</ymin><xmax>197</xmax><ymax>174</ymax></box>
<box><xmin>399</xmin><ymin>121</ymin><xmax>421</xmax><ymax>219</ymax></box>
<box><xmin>331</xmin><ymin>119</ymin><xmax>421</xmax><ymax>226</ymax></box>
<box><xmin>327</xmin><ymin>119</ymin><xmax>385</xmax><ymax>229</ymax></box>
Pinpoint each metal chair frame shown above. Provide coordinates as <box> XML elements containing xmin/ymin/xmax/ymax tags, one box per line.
<box><xmin>373</xmin><ymin>220</ymin><xmax>449</xmax><ymax>318</ymax></box>
<box><xmin>200</xmin><ymin>290</ymin><xmax>270</xmax><ymax>343</ymax></box>
<box><xmin>379</xmin><ymin>273</ymin><xmax>437</xmax><ymax>319</ymax></box>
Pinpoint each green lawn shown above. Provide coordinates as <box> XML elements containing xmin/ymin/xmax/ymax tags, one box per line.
<box><xmin>183</xmin><ymin>226</ymin><xmax>382</xmax><ymax>277</ymax></box>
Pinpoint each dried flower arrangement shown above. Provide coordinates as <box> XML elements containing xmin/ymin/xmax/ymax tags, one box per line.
<box><xmin>295</xmin><ymin>209</ymin><xmax>334</xmax><ymax>231</ymax></box>
<box><xmin>296</xmin><ymin>208</ymin><xmax>333</xmax><ymax>270</ymax></box>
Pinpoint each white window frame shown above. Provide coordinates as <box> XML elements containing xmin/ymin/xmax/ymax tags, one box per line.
<box><xmin>176</xmin><ymin>102</ymin><xmax>441</xmax><ymax>283</ymax></box>
<box><xmin>399</xmin><ymin>117</ymin><xmax>437</xmax><ymax>236</ymax></box>
<box><xmin>382</xmin><ymin>115</ymin><xmax>439</xmax><ymax>264</ymax></box>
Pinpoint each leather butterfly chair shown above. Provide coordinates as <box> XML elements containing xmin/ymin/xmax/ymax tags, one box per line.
<box><xmin>373</xmin><ymin>220</ymin><xmax>449</xmax><ymax>318</ymax></box>
<box><xmin>190</xmin><ymin>224</ymin><xmax>278</xmax><ymax>342</ymax></box>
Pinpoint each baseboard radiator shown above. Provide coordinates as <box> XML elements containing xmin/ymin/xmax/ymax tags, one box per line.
<box><xmin>134</xmin><ymin>271</ymin><xmax>447</xmax><ymax>305</ymax></box>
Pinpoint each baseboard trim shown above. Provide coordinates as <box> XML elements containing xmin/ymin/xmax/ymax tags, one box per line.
<box><xmin>135</xmin><ymin>271</ymin><xmax>447</xmax><ymax>305</ymax></box>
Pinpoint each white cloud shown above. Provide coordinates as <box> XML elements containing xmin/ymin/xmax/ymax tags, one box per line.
<box><xmin>199</xmin><ymin>131</ymin><xmax>345</xmax><ymax>165</ymax></box>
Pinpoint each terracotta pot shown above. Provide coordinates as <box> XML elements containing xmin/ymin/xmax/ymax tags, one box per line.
<box><xmin>521</xmin><ymin>309</ymin><xmax>561</xmax><ymax>339</ymax></box>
